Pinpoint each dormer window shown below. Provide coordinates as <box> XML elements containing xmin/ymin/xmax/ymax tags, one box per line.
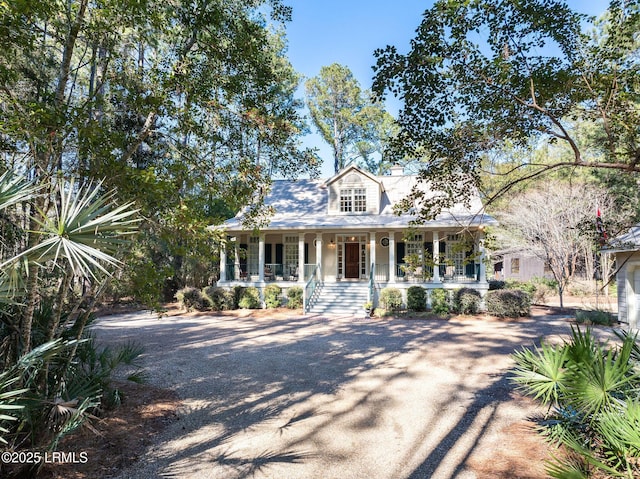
<box><xmin>340</xmin><ymin>188</ymin><xmax>366</xmax><ymax>212</ymax></box>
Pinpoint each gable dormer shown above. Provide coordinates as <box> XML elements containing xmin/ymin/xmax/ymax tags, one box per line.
<box><xmin>326</xmin><ymin>165</ymin><xmax>383</xmax><ymax>215</ymax></box>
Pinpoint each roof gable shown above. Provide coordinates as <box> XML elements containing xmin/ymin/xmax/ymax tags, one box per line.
<box><xmin>325</xmin><ymin>165</ymin><xmax>384</xmax><ymax>191</ymax></box>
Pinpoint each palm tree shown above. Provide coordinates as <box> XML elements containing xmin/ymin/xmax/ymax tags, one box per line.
<box><xmin>0</xmin><ymin>171</ymin><xmax>140</xmax><ymax>476</ymax></box>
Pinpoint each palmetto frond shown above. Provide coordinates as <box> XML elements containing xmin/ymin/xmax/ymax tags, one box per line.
<box><xmin>512</xmin><ymin>341</ymin><xmax>568</xmax><ymax>407</ymax></box>
<box><xmin>4</xmin><ymin>179</ymin><xmax>140</xmax><ymax>279</ymax></box>
<box><xmin>0</xmin><ymin>170</ymin><xmax>38</xmax><ymax>211</ymax></box>
<box><xmin>566</xmin><ymin>332</ymin><xmax>638</xmax><ymax>418</ymax></box>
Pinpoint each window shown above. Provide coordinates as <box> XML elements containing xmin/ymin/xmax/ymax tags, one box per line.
<box><xmin>340</xmin><ymin>188</ymin><xmax>367</xmax><ymax>212</ymax></box>
<box><xmin>340</xmin><ymin>189</ymin><xmax>352</xmax><ymax>212</ymax></box>
<box><xmin>406</xmin><ymin>234</ymin><xmax>424</xmax><ymax>263</ymax></box>
<box><xmin>284</xmin><ymin>236</ymin><xmax>299</xmax><ymax>277</ymax></box>
<box><xmin>248</xmin><ymin>237</ymin><xmax>259</xmax><ymax>275</ymax></box>
<box><xmin>446</xmin><ymin>234</ymin><xmax>466</xmax><ymax>276</ymax></box>
<box><xmin>353</xmin><ymin>188</ymin><xmax>366</xmax><ymax>212</ymax></box>
<box><xmin>511</xmin><ymin>258</ymin><xmax>520</xmax><ymax>274</ymax></box>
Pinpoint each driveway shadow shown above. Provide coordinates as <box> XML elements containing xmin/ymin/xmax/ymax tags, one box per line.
<box><xmin>92</xmin><ymin>312</ymin><xmax>582</xmax><ymax>479</ymax></box>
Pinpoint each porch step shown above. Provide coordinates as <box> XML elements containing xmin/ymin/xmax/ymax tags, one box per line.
<box><xmin>309</xmin><ymin>282</ymin><xmax>370</xmax><ymax>315</ymax></box>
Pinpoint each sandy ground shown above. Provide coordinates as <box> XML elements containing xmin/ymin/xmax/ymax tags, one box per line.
<box><xmin>88</xmin><ymin>311</ymin><xmax>617</xmax><ymax>479</ymax></box>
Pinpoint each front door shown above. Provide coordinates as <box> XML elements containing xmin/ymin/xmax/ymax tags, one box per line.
<box><xmin>345</xmin><ymin>243</ymin><xmax>360</xmax><ymax>278</ymax></box>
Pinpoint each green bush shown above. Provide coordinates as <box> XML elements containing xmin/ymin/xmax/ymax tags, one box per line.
<box><xmin>264</xmin><ymin>284</ymin><xmax>282</xmax><ymax>308</ymax></box>
<box><xmin>231</xmin><ymin>286</ymin><xmax>245</xmax><ymax>309</ymax></box>
<box><xmin>485</xmin><ymin>289</ymin><xmax>530</xmax><ymax>317</ymax></box>
<box><xmin>505</xmin><ymin>279</ymin><xmax>536</xmax><ymax>296</ymax></box>
<box><xmin>238</xmin><ymin>286</ymin><xmax>261</xmax><ymax>309</ymax></box>
<box><xmin>453</xmin><ymin>287</ymin><xmax>481</xmax><ymax>314</ymax></box>
<box><xmin>575</xmin><ymin>308</ymin><xmax>614</xmax><ymax>326</ymax></box>
<box><xmin>407</xmin><ymin>286</ymin><xmax>427</xmax><ymax>311</ymax></box>
<box><xmin>512</xmin><ymin>328</ymin><xmax>640</xmax><ymax>477</ymax></box>
<box><xmin>176</xmin><ymin>287</ymin><xmax>207</xmax><ymax>311</ymax></box>
<box><xmin>488</xmin><ymin>279</ymin><xmax>505</xmax><ymax>290</ymax></box>
<box><xmin>430</xmin><ymin>288</ymin><xmax>450</xmax><ymax>315</ymax></box>
<box><xmin>286</xmin><ymin>286</ymin><xmax>303</xmax><ymax>309</ymax></box>
<box><xmin>202</xmin><ymin>286</ymin><xmax>234</xmax><ymax>311</ymax></box>
<box><xmin>380</xmin><ymin>287</ymin><xmax>403</xmax><ymax>311</ymax></box>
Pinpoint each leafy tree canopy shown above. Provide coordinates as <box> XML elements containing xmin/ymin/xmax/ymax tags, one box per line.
<box><xmin>306</xmin><ymin>63</ymin><xmax>397</xmax><ymax>174</ymax></box>
<box><xmin>0</xmin><ymin>0</ymin><xmax>320</xmax><ymax>302</ymax></box>
<box><xmin>373</xmin><ymin>0</ymin><xmax>640</xmax><ymax>220</ymax></box>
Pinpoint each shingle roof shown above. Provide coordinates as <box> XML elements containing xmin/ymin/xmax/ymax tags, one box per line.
<box><xmin>223</xmin><ymin>171</ymin><xmax>498</xmax><ymax>232</ymax></box>
<box><xmin>602</xmin><ymin>225</ymin><xmax>640</xmax><ymax>253</ymax></box>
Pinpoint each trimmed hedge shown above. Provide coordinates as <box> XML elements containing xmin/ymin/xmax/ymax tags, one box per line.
<box><xmin>453</xmin><ymin>287</ymin><xmax>482</xmax><ymax>314</ymax></box>
<box><xmin>238</xmin><ymin>286</ymin><xmax>261</xmax><ymax>309</ymax></box>
<box><xmin>202</xmin><ymin>286</ymin><xmax>234</xmax><ymax>311</ymax></box>
<box><xmin>407</xmin><ymin>286</ymin><xmax>427</xmax><ymax>312</ymax></box>
<box><xmin>485</xmin><ymin>289</ymin><xmax>531</xmax><ymax>317</ymax></box>
<box><xmin>264</xmin><ymin>284</ymin><xmax>282</xmax><ymax>308</ymax></box>
<box><xmin>176</xmin><ymin>287</ymin><xmax>207</xmax><ymax>311</ymax></box>
<box><xmin>286</xmin><ymin>286</ymin><xmax>303</xmax><ymax>309</ymax></box>
<box><xmin>380</xmin><ymin>287</ymin><xmax>403</xmax><ymax>311</ymax></box>
<box><xmin>430</xmin><ymin>288</ymin><xmax>450</xmax><ymax>315</ymax></box>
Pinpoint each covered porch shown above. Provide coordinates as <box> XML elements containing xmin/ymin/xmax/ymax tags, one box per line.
<box><xmin>218</xmin><ymin>229</ymin><xmax>489</xmax><ymax>288</ymax></box>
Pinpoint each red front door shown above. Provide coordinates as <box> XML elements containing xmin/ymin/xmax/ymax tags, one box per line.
<box><xmin>345</xmin><ymin>243</ymin><xmax>360</xmax><ymax>278</ymax></box>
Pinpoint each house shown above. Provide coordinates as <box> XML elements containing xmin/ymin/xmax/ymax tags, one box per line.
<box><xmin>493</xmin><ymin>249</ymin><xmax>553</xmax><ymax>282</ymax></box>
<box><xmin>218</xmin><ymin>165</ymin><xmax>498</xmax><ymax>313</ymax></box>
<box><xmin>602</xmin><ymin>225</ymin><xmax>640</xmax><ymax>330</ymax></box>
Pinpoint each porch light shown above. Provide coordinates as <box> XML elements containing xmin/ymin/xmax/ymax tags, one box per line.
<box><xmin>329</xmin><ymin>239</ymin><xmax>336</xmax><ymax>248</ymax></box>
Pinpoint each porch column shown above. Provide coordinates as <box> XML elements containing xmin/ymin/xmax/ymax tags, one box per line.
<box><xmin>258</xmin><ymin>234</ymin><xmax>265</xmax><ymax>282</ymax></box>
<box><xmin>315</xmin><ymin>233</ymin><xmax>323</xmax><ymax>280</ymax></box>
<box><xmin>433</xmin><ymin>231</ymin><xmax>441</xmax><ymax>283</ymax></box>
<box><xmin>370</xmin><ymin>232</ymin><xmax>376</xmax><ymax>279</ymax></box>
<box><xmin>389</xmin><ymin>232</ymin><xmax>396</xmax><ymax>282</ymax></box>
<box><xmin>219</xmin><ymin>239</ymin><xmax>227</xmax><ymax>283</ymax></box>
<box><xmin>478</xmin><ymin>231</ymin><xmax>487</xmax><ymax>284</ymax></box>
<box><xmin>234</xmin><ymin>242</ymin><xmax>240</xmax><ymax>280</ymax></box>
<box><xmin>298</xmin><ymin>233</ymin><xmax>305</xmax><ymax>283</ymax></box>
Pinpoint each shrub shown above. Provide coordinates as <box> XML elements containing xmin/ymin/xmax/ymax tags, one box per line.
<box><xmin>512</xmin><ymin>328</ymin><xmax>640</xmax><ymax>477</ymax></box>
<box><xmin>202</xmin><ymin>286</ymin><xmax>234</xmax><ymax>311</ymax></box>
<box><xmin>238</xmin><ymin>286</ymin><xmax>261</xmax><ymax>309</ymax></box>
<box><xmin>532</xmin><ymin>283</ymin><xmax>554</xmax><ymax>303</ymax></box>
<box><xmin>575</xmin><ymin>308</ymin><xmax>614</xmax><ymax>326</ymax></box>
<box><xmin>453</xmin><ymin>287</ymin><xmax>482</xmax><ymax>314</ymax></box>
<box><xmin>231</xmin><ymin>286</ymin><xmax>245</xmax><ymax>309</ymax></box>
<box><xmin>505</xmin><ymin>280</ymin><xmax>537</xmax><ymax>296</ymax></box>
<box><xmin>430</xmin><ymin>288</ymin><xmax>450</xmax><ymax>315</ymax></box>
<box><xmin>176</xmin><ymin>287</ymin><xmax>206</xmax><ymax>311</ymax></box>
<box><xmin>485</xmin><ymin>289</ymin><xmax>530</xmax><ymax>317</ymax></box>
<box><xmin>407</xmin><ymin>286</ymin><xmax>427</xmax><ymax>311</ymax></box>
<box><xmin>488</xmin><ymin>279</ymin><xmax>505</xmax><ymax>291</ymax></box>
<box><xmin>380</xmin><ymin>287</ymin><xmax>403</xmax><ymax>311</ymax></box>
<box><xmin>264</xmin><ymin>284</ymin><xmax>282</xmax><ymax>309</ymax></box>
<box><xmin>286</xmin><ymin>286</ymin><xmax>303</xmax><ymax>309</ymax></box>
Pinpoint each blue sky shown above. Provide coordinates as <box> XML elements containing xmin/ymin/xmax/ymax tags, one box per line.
<box><xmin>283</xmin><ymin>0</ymin><xmax>612</xmax><ymax>178</ymax></box>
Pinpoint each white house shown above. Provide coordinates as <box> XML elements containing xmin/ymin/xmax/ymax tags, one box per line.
<box><xmin>603</xmin><ymin>225</ymin><xmax>640</xmax><ymax>330</ymax></box>
<box><xmin>218</xmin><ymin>165</ymin><xmax>498</xmax><ymax>313</ymax></box>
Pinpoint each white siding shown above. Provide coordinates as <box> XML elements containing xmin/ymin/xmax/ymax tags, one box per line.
<box><xmin>327</xmin><ymin>170</ymin><xmax>381</xmax><ymax>215</ymax></box>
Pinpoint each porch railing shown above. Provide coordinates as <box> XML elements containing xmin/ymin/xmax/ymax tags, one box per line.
<box><xmin>303</xmin><ymin>264</ymin><xmax>320</xmax><ymax>314</ymax></box>
<box><xmin>226</xmin><ymin>263</ymin><xmax>317</xmax><ymax>282</ymax></box>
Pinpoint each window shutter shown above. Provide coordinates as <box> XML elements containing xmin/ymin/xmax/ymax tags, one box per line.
<box><xmin>465</xmin><ymin>245</ymin><xmax>475</xmax><ymax>277</ymax></box>
<box><xmin>275</xmin><ymin>244</ymin><xmax>283</xmax><ymax>264</ymax></box>
<box><xmin>304</xmin><ymin>243</ymin><xmax>309</xmax><ymax>264</ymax></box>
<box><xmin>240</xmin><ymin>244</ymin><xmax>248</xmax><ymax>270</ymax></box>
<box><xmin>265</xmin><ymin>244</ymin><xmax>272</xmax><ymax>264</ymax></box>
<box><xmin>397</xmin><ymin>242</ymin><xmax>405</xmax><ymax>263</ymax></box>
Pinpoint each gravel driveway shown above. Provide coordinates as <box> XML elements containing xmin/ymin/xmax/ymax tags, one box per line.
<box><xmin>91</xmin><ymin>311</ymin><xmax>602</xmax><ymax>479</ymax></box>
